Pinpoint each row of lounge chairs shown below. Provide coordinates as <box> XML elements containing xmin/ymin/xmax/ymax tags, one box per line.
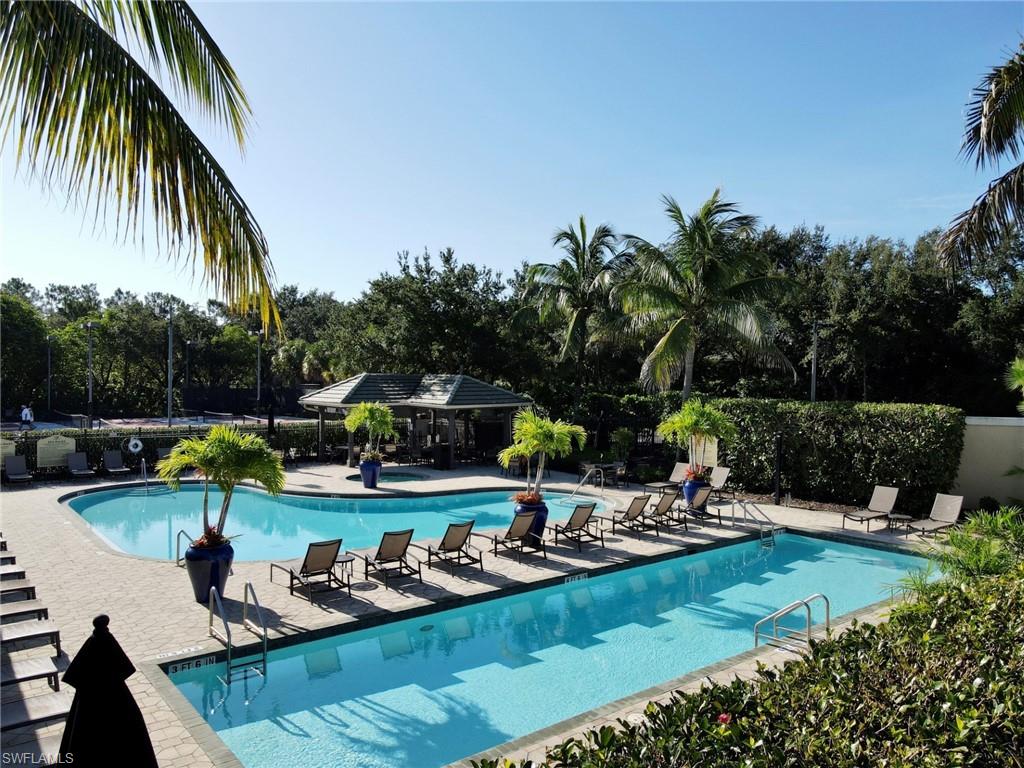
<box><xmin>842</xmin><ymin>486</ymin><xmax>964</xmax><ymax>537</ymax></box>
<box><xmin>2</xmin><ymin>449</ymin><xmax>170</xmax><ymax>484</ymax></box>
<box><xmin>644</xmin><ymin>463</ymin><xmax>734</xmax><ymax>500</ymax></box>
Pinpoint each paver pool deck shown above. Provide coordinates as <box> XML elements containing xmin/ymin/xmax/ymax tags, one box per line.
<box><xmin>0</xmin><ymin>465</ymin><xmax>933</xmax><ymax>766</ymax></box>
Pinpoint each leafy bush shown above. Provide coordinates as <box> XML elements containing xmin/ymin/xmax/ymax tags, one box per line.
<box><xmin>711</xmin><ymin>399</ymin><xmax>966</xmax><ymax>514</ymax></box>
<box><xmin>474</xmin><ymin>562</ymin><xmax>1024</xmax><ymax>768</ymax></box>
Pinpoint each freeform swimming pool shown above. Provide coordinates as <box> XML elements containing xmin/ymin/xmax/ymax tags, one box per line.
<box><xmin>67</xmin><ymin>487</ymin><xmax>605</xmax><ymax>561</ymax></box>
<box><xmin>169</xmin><ymin>534</ymin><xmax>929</xmax><ymax>768</ymax></box>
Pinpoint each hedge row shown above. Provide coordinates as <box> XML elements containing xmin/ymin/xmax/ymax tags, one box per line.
<box><xmin>475</xmin><ymin>564</ymin><xmax>1024</xmax><ymax>768</ymax></box>
<box><xmin>0</xmin><ymin>422</ymin><xmax>347</xmax><ymax>472</ymax></box>
<box><xmin>711</xmin><ymin>399</ymin><xmax>966</xmax><ymax>515</ymax></box>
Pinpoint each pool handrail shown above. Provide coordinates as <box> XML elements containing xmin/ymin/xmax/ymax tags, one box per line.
<box><xmin>754</xmin><ymin>592</ymin><xmax>831</xmax><ymax>648</ymax></box>
<box><xmin>175</xmin><ymin>529</ymin><xmax>194</xmax><ymax>567</ymax></box>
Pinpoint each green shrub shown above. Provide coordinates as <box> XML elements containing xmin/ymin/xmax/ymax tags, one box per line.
<box><xmin>710</xmin><ymin>399</ymin><xmax>965</xmax><ymax>514</ymax></box>
<box><xmin>474</xmin><ymin>564</ymin><xmax>1024</xmax><ymax>768</ymax></box>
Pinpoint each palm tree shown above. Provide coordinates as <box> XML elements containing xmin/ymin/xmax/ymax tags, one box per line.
<box><xmin>498</xmin><ymin>410</ymin><xmax>586</xmax><ymax>497</ymax></box>
<box><xmin>157</xmin><ymin>425</ymin><xmax>285</xmax><ymax>545</ymax></box>
<box><xmin>939</xmin><ymin>42</ymin><xmax>1024</xmax><ymax>268</ymax></box>
<box><xmin>522</xmin><ymin>216</ymin><xmax>627</xmax><ymax>376</ymax></box>
<box><xmin>1</xmin><ymin>1</ymin><xmax>278</xmax><ymax>327</ymax></box>
<box><xmin>1007</xmin><ymin>357</ymin><xmax>1024</xmax><ymax>415</ymax></box>
<box><xmin>616</xmin><ymin>190</ymin><xmax>790</xmax><ymax>397</ymax></box>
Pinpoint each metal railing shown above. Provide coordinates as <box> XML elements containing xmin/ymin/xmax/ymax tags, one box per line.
<box><xmin>207</xmin><ymin>582</ymin><xmax>269</xmax><ymax>683</ymax></box>
<box><xmin>140</xmin><ymin>458</ymin><xmax>148</xmax><ymax>494</ymax></box>
<box><xmin>567</xmin><ymin>466</ymin><xmax>605</xmax><ymax>503</ymax></box>
<box><xmin>754</xmin><ymin>593</ymin><xmax>831</xmax><ymax>648</ymax></box>
<box><xmin>208</xmin><ymin>586</ymin><xmax>233</xmax><ymax>672</ymax></box>
<box><xmin>242</xmin><ymin>581</ymin><xmax>268</xmax><ymax>672</ymax></box>
<box><xmin>175</xmin><ymin>529</ymin><xmax>194</xmax><ymax>566</ymax></box>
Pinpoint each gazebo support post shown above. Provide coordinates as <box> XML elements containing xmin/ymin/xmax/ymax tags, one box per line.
<box><xmin>347</xmin><ymin>421</ymin><xmax>356</xmax><ymax>467</ymax></box>
<box><xmin>447</xmin><ymin>411</ymin><xmax>456</xmax><ymax>470</ymax></box>
<box><xmin>317</xmin><ymin>410</ymin><xmax>325</xmax><ymax>462</ymax></box>
<box><xmin>463</xmin><ymin>412</ymin><xmax>470</xmax><ymax>462</ymax></box>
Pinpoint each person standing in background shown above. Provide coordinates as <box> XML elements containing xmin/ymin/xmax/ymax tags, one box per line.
<box><xmin>19</xmin><ymin>404</ymin><xmax>34</xmax><ymax>431</ymax></box>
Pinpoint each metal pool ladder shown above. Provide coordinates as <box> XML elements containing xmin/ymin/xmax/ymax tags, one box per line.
<box><xmin>567</xmin><ymin>466</ymin><xmax>605</xmax><ymax>503</ymax></box>
<box><xmin>736</xmin><ymin>500</ymin><xmax>782</xmax><ymax>547</ymax></box>
<box><xmin>754</xmin><ymin>593</ymin><xmax>830</xmax><ymax>649</ymax></box>
<box><xmin>208</xmin><ymin>582</ymin><xmax>269</xmax><ymax>683</ymax></box>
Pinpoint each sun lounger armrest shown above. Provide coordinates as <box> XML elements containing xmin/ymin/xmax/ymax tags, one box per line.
<box><xmin>269</xmin><ymin>562</ymin><xmax>295</xmax><ymax>583</ymax></box>
<box><xmin>408</xmin><ymin>542</ymin><xmax>430</xmax><ymax>554</ymax></box>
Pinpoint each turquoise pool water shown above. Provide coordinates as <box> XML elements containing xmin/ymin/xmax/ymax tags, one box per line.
<box><xmin>169</xmin><ymin>534</ymin><xmax>928</xmax><ymax>768</ymax></box>
<box><xmin>67</xmin><ymin>487</ymin><xmax>603</xmax><ymax>561</ymax></box>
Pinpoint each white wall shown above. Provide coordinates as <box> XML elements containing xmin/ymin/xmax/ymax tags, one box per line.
<box><xmin>954</xmin><ymin>416</ymin><xmax>1024</xmax><ymax>508</ymax></box>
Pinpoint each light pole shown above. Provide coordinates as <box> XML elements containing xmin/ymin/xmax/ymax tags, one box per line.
<box><xmin>166</xmin><ymin>305</ymin><xmax>174</xmax><ymax>427</ymax></box>
<box><xmin>81</xmin><ymin>321</ymin><xmax>97</xmax><ymax>428</ymax></box>
<box><xmin>46</xmin><ymin>335</ymin><xmax>54</xmax><ymax>414</ymax></box>
<box><xmin>184</xmin><ymin>340</ymin><xmax>192</xmax><ymax>412</ymax></box>
<box><xmin>250</xmin><ymin>330</ymin><xmax>263</xmax><ymax>418</ymax></box>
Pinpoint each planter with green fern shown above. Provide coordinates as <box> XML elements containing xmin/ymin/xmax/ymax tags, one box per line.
<box><xmin>344</xmin><ymin>402</ymin><xmax>398</xmax><ymax>489</ymax></box>
<box><xmin>657</xmin><ymin>399</ymin><xmax>736</xmax><ymax>507</ymax></box>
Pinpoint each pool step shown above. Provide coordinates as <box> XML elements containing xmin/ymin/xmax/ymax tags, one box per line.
<box><xmin>0</xmin><ymin>655</ymin><xmax>61</xmax><ymax>690</ymax></box>
<box><xmin>0</xmin><ymin>690</ymin><xmax>74</xmax><ymax>732</ymax></box>
<box><xmin>0</xmin><ymin>620</ymin><xmax>61</xmax><ymax>655</ymax></box>
<box><xmin>0</xmin><ymin>564</ymin><xmax>26</xmax><ymax>581</ymax></box>
<box><xmin>0</xmin><ymin>600</ymin><xmax>49</xmax><ymax>623</ymax></box>
<box><xmin>0</xmin><ymin>552</ymin><xmax>16</xmax><ymax>565</ymax></box>
<box><xmin>0</xmin><ymin>538</ymin><xmax>7</xmax><ymax>551</ymax></box>
<box><xmin>0</xmin><ymin>579</ymin><xmax>36</xmax><ymax>600</ymax></box>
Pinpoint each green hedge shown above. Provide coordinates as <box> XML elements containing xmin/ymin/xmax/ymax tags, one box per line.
<box><xmin>711</xmin><ymin>399</ymin><xmax>966</xmax><ymax>515</ymax></box>
<box><xmin>1</xmin><ymin>422</ymin><xmax>346</xmax><ymax>472</ymax></box>
<box><xmin>474</xmin><ymin>564</ymin><xmax>1024</xmax><ymax>768</ymax></box>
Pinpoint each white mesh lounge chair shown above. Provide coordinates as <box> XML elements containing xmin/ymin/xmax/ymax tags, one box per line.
<box><xmin>842</xmin><ymin>486</ymin><xmax>899</xmax><ymax>531</ymax></box>
<box><xmin>270</xmin><ymin>539</ymin><xmax>351</xmax><ymax>602</ymax></box>
<box><xmin>102</xmin><ymin>450</ymin><xmax>132</xmax><ymax>477</ymax></box>
<box><xmin>906</xmin><ymin>494</ymin><xmax>963</xmax><ymax>538</ymax></box>
<box><xmin>606</xmin><ymin>494</ymin><xmax>652</xmax><ymax>536</ymax></box>
<box><xmin>553</xmin><ymin>503</ymin><xmax>603</xmax><ymax>551</ymax></box>
<box><xmin>2</xmin><ymin>455</ymin><xmax>32</xmax><ymax>484</ymax></box>
<box><xmin>360</xmin><ymin>529</ymin><xmax>423</xmax><ymax>588</ymax></box>
<box><xmin>676</xmin><ymin>486</ymin><xmax>717</xmax><ymax>525</ymax></box>
<box><xmin>643</xmin><ymin>463</ymin><xmax>689</xmax><ymax>495</ymax></box>
<box><xmin>709</xmin><ymin>466</ymin><xmax>733</xmax><ymax>500</ymax></box>
<box><xmin>488</xmin><ymin>510</ymin><xmax>546</xmax><ymax>562</ymax></box>
<box><xmin>648</xmin><ymin>489</ymin><xmax>687</xmax><ymax>531</ymax></box>
<box><xmin>423</xmin><ymin>521</ymin><xmax>483</xmax><ymax>573</ymax></box>
<box><xmin>66</xmin><ymin>452</ymin><xmax>95</xmax><ymax>478</ymax></box>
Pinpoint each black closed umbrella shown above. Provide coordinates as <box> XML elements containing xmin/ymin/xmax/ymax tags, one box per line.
<box><xmin>59</xmin><ymin>615</ymin><xmax>158</xmax><ymax>767</ymax></box>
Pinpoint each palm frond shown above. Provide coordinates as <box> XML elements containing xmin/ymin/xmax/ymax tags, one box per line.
<box><xmin>0</xmin><ymin>1</ymin><xmax>279</xmax><ymax>329</ymax></box>
<box><xmin>938</xmin><ymin>162</ymin><xmax>1024</xmax><ymax>268</ymax></box>
<box><xmin>640</xmin><ymin>316</ymin><xmax>692</xmax><ymax>392</ymax></box>
<box><xmin>961</xmin><ymin>41</ymin><xmax>1024</xmax><ymax>169</ymax></box>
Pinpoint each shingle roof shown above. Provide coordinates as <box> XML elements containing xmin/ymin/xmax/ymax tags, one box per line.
<box><xmin>299</xmin><ymin>373</ymin><xmax>530</xmax><ymax>411</ymax></box>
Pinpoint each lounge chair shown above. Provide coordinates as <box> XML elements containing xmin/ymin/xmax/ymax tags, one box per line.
<box><xmin>906</xmin><ymin>494</ymin><xmax>963</xmax><ymax>538</ymax></box>
<box><xmin>677</xmin><ymin>486</ymin><xmax>717</xmax><ymax>525</ymax></box>
<box><xmin>102</xmin><ymin>450</ymin><xmax>132</xmax><ymax>477</ymax></box>
<box><xmin>488</xmin><ymin>510</ymin><xmax>546</xmax><ymax>562</ymax></box>
<box><xmin>422</xmin><ymin>521</ymin><xmax>483</xmax><ymax>573</ymax></box>
<box><xmin>156</xmin><ymin>446</ymin><xmax>172</xmax><ymax>461</ymax></box>
<box><xmin>359</xmin><ymin>529</ymin><xmax>422</xmax><ymax>588</ymax></box>
<box><xmin>709</xmin><ymin>466</ymin><xmax>733</xmax><ymax>499</ymax></box>
<box><xmin>553</xmin><ymin>503</ymin><xmax>603</xmax><ymax>551</ymax></box>
<box><xmin>842</xmin><ymin>486</ymin><xmax>899</xmax><ymax>531</ymax></box>
<box><xmin>66</xmin><ymin>452</ymin><xmax>95</xmax><ymax>478</ymax></box>
<box><xmin>643</xmin><ymin>462</ymin><xmax>689</xmax><ymax>495</ymax></box>
<box><xmin>270</xmin><ymin>539</ymin><xmax>351</xmax><ymax>602</ymax></box>
<box><xmin>605</xmin><ymin>494</ymin><xmax>651</xmax><ymax>535</ymax></box>
<box><xmin>648</xmin><ymin>489</ymin><xmax>687</xmax><ymax>531</ymax></box>
<box><xmin>2</xmin><ymin>455</ymin><xmax>32</xmax><ymax>484</ymax></box>
<box><xmin>610</xmin><ymin>493</ymin><xmax>671</xmax><ymax>537</ymax></box>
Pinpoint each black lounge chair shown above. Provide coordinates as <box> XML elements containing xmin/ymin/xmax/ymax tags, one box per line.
<box><xmin>842</xmin><ymin>485</ymin><xmax>899</xmax><ymax>531</ymax></box>
<box><xmin>677</xmin><ymin>485</ymin><xmax>717</xmax><ymax>525</ymax></box>
<box><xmin>359</xmin><ymin>529</ymin><xmax>422</xmax><ymax>588</ymax></box>
<box><xmin>66</xmin><ymin>452</ymin><xmax>95</xmax><ymax>478</ymax></box>
<box><xmin>553</xmin><ymin>503</ymin><xmax>603</xmax><ymax>551</ymax></box>
<box><xmin>2</xmin><ymin>456</ymin><xmax>32</xmax><ymax>484</ymax></box>
<box><xmin>270</xmin><ymin>539</ymin><xmax>351</xmax><ymax>602</ymax></box>
<box><xmin>648</xmin><ymin>489</ymin><xmax>688</xmax><ymax>531</ymax></box>
<box><xmin>607</xmin><ymin>494</ymin><xmax>654</xmax><ymax>536</ymax></box>
<box><xmin>422</xmin><ymin>521</ymin><xmax>483</xmax><ymax>573</ymax></box>
<box><xmin>488</xmin><ymin>510</ymin><xmax>546</xmax><ymax>562</ymax></box>
<box><xmin>102</xmin><ymin>450</ymin><xmax>132</xmax><ymax>477</ymax></box>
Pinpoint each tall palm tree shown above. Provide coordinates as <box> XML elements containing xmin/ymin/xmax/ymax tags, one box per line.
<box><xmin>522</xmin><ymin>216</ymin><xmax>627</xmax><ymax>375</ymax></box>
<box><xmin>616</xmin><ymin>190</ymin><xmax>790</xmax><ymax>397</ymax></box>
<box><xmin>940</xmin><ymin>41</ymin><xmax>1024</xmax><ymax>267</ymax></box>
<box><xmin>1</xmin><ymin>1</ymin><xmax>278</xmax><ymax>327</ymax></box>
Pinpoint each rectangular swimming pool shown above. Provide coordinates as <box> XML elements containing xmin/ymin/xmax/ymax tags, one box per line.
<box><xmin>169</xmin><ymin>534</ymin><xmax>928</xmax><ymax>768</ymax></box>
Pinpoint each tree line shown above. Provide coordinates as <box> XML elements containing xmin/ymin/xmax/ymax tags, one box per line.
<box><xmin>2</xmin><ymin>195</ymin><xmax>1021</xmax><ymax>420</ymax></box>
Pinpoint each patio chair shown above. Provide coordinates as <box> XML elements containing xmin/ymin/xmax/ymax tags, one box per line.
<box><xmin>608</xmin><ymin>493</ymin><xmax>661</xmax><ymax>537</ymax></box>
<box><xmin>488</xmin><ymin>510</ymin><xmax>546</xmax><ymax>563</ymax></box>
<box><xmin>270</xmin><ymin>539</ymin><xmax>351</xmax><ymax>602</ymax></box>
<box><xmin>2</xmin><ymin>455</ymin><xmax>32</xmax><ymax>484</ymax></box>
<box><xmin>102</xmin><ymin>450</ymin><xmax>132</xmax><ymax>477</ymax></box>
<box><xmin>553</xmin><ymin>503</ymin><xmax>603</xmax><ymax>551</ymax></box>
<box><xmin>709</xmin><ymin>466</ymin><xmax>733</xmax><ymax>500</ymax></box>
<box><xmin>676</xmin><ymin>486</ymin><xmax>717</xmax><ymax>525</ymax></box>
<box><xmin>647</xmin><ymin>489</ymin><xmax>688</xmax><ymax>531</ymax></box>
<box><xmin>66</xmin><ymin>452</ymin><xmax>95</xmax><ymax>478</ymax></box>
<box><xmin>842</xmin><ymin>485</ymin><xmax>899</xmax><ymax>531</ymax></box>
<box><xmin>156</xmin><ymin>446</ymin><xmax>172</xmax><ymax>461</ymax></box>
<box><xmin>906</xmin><ymin>494</ymin><xmax>963</xmax><ymax>538</ymax></box>
<box><xmin>359</xmin><ymin>529</ymin><xmax>423</xmax><ymax>588</ymax></box>
<box><xmin>422</xmin><ymin>521</ymin><xmax>483</xmax><ymax>574</ymax></box>
<box><xmin>643</xmin><ymin>462</ymin><xmax>689</xmax><ymax>495</ymax></box>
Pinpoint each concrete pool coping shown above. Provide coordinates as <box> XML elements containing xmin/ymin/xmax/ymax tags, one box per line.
<box><xmin>142</xmin><ymin>527</ymin><xmax>928</xmax><ymax>768</ymax></box>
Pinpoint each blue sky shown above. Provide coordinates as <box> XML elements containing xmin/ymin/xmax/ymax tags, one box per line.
<box><xmin>2</xmin><ymin>1</ymin><xmax>1022</xmax><ymax>305</ymax></box>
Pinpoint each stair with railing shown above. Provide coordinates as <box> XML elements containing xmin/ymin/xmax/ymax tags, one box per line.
<box><xmin>754</xmin><ymin>593</ymin><xmax>831</xmax><ymax>649</ymax></box>
<box><xmin>208</xmin><ymin>582</ymin><xmax>269</xmax><ymax>683</ymax></box>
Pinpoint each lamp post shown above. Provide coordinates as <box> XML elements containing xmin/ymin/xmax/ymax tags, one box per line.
<box><xmin>46</xmin><ymin>335</ymin><xmax>54</xmax><ymax>414</ymax></box>
<box><xmin>166</xmin><ymin>305</ymin><xmax>174</xmax><ymax>427</ymax></box>
<box><xmin>184</xmin><ymin>340</ymin><xmax>192</xmax><ymax>412</ymax></box>
<box><xmin>250</xmin><ymin>330</ymin><xmax>263</xmax><ymax>418</ymax></box>
<box><xmin>81</xmin><ymin>321</ymin><xmax>97</xmax><ymax>428</ymax></box>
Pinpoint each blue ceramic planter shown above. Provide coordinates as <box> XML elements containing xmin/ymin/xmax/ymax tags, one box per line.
<box><xmin>683</xmin><ymin>479</ymin><xmax>709</xmax><ymax>508</ymax></box>
<box><xmin>515</xmin><ymin>501</ymin><xmax>549</xmax><ymax>546</ymax></box>
<box><xmin>359</xmin><ymin>460</ymin><xmax>383</xmax><ymax>489</ymax></box>
<box><xmin>184</xmin><ymin>542</ymin><xmax>234</xmax><ymax>604</ymax></box>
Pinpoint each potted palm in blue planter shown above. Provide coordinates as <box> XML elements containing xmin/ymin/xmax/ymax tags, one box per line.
<box><xmin>499</xmin><ymin>410</ymin><xmax>587</xmax><ymax>544</ymax></box>
<box><xmin>657</xmin><ymin>399</ymin><xmax>737</xmax><ymax>508</ymax></box>
<box><xmin>343</xmin><ymin>402</ymin><xmax>397</xmax><ymax>489</ymax></box>
<box><xmin>157</xmin><ymin>425</ymin><xmax>285</xmax><ymax>604</ymax></box>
